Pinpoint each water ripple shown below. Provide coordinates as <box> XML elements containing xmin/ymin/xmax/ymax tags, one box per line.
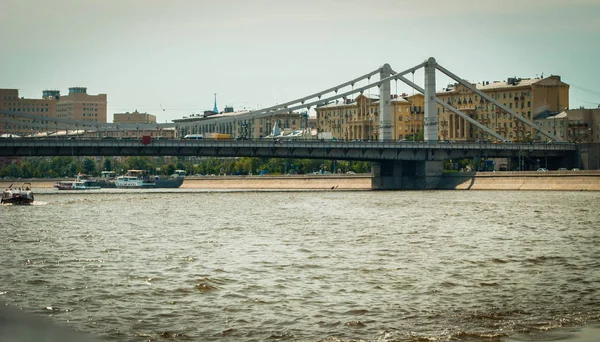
<box><xmin>1</xmin><ymin>190</ymin><xmax>599</xmax><ymax>341</ymax></box>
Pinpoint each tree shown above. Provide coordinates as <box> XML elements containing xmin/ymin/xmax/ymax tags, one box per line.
<box><xmin>127</xmin><ymin>156</ymin><xmax>152</xmax><ymax>171</ymax></box>
<box><xmin>103</xmin><ymin>158</ymin><xmax>112</xmax><ymax>171</ymax></box>
<box><xmin>166</xmin><ymin>164</ymin><xmax>176</xmax><ymax>176</ymax></box>
<box><xmin>83</xmin><ymin>157</ymin><xmax>96</xmax><ymax>174</ymax></box>
<box><xmin>233</xmin><ymin>157</ymin><xmax>254</xmax><ymax>175</ymax></box>
<box><xmin>50</xmin><ymin>156</ymin><xmax>75</xmax><ymax>177</ymax></box>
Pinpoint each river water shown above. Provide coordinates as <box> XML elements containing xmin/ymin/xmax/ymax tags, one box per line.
<box><xmin>1</xmin><ymin>190</ymin><xmax>599</xmax><ymax>341</ymax></box>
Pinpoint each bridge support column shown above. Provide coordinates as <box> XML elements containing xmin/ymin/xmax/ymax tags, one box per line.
<box><xmin>424</xmin><ymin>57</ymin><xmax>438</xmax><ymax>142</ymax></box>
<box><xmin>579</xmin><ymin>143</ymin><xmax>600</xmax><ymax>170</ymax></box>
<box><xmin>371</xmin><ymin>160</ymin><xmax>444</xmax><ymax>190</ymax></box>
<box><xmin>414</xmin><ymin>160</ymin><xmax>444</xmax><ymax>189</ymax></box>
<box><xmin>379</xmin><ymin>63</ymin><xmax>393</xmax><ymax>142</ymax></box>
<box><xmin>371</xmin><ymin>161</ymin><xmax>403</xmax><ymax>190</ymax></box>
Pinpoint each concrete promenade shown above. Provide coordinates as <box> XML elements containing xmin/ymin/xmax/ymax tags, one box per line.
<box><xmin>2</xmin><ymin>172</ymin><xmax>600</xmax><ymax>191</ymax></box>
<box><xmin>438</xmin><ymin>171</ymin><xmax>600</xmax><ymax>191</ymax></box>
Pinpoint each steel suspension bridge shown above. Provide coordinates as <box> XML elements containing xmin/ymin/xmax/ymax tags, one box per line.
<box><xmin>0</xmin><ymin>57</ymin><xmax>579</xmax><ymax>189</ymax></box>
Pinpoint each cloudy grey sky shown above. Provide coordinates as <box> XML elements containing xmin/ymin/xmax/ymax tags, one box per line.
<box><xmin>1</xmin><ymin>0</ymin><xmax>599</xmax><ymax>122</ymax></box>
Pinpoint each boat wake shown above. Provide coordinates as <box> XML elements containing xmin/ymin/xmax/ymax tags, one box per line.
<box><xmin>2</xmin><ymin>201</ymin><xmax>48</xmax><ymax>206</ymax></box>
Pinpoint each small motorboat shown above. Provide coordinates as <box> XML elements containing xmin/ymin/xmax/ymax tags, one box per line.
<box><xmin>1</xmin><ymin>183</ymin><xmax>35</xmax><ymax>205</ymax></box>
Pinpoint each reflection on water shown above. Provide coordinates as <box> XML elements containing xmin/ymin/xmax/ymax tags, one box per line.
<box><xmin>1</xmin><ymin>190</ymin><xmax>599</xmax><ymax>341</ymax></box>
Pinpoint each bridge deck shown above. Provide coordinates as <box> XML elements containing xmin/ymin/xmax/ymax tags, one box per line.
<box><xmin>0</xmin><ymin>138</ymin><xmax>578</xmax><ymax>161</ymax></box>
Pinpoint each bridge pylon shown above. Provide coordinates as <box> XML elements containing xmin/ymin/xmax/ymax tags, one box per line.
<box><xmin>424</xmin><ymin>57</ymin><xmax>438</xmax><ymax>142</ymax></box>
<box><xmin>379</xmin><ymin>63</ymin><xmax>393</xmax><ymax>142</ymax></box>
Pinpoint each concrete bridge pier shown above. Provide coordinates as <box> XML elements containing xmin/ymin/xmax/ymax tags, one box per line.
<box><xmin>371</xmin><ymin>160</ymin><xmax>444</xmax><ymax>190</ymax></box>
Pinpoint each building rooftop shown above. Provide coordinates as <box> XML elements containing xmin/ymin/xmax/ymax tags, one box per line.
<box><xmin>438</xmin><ymin>75</ymin><xmax>564</xmax><ymax>94</ymax></box>
<box><xmin>172</xmin><ymin>109</ymin><xmax>252</xmax><ymax>122</ymax></box>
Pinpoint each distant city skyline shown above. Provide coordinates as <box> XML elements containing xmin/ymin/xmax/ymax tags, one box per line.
<box><xmin>1</xmin><ymin>0</ymin><xmax>599</xmax><ymax>123</ymax></box>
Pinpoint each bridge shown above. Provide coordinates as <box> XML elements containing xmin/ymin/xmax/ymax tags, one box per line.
<box><xmin>0</xmin><ymin>57</ymin><xmax>585</xmax><ymax>189</ymax></box>
<box><xmin>0</xmin><ymin>138</ymin><xmax>579</xmax><ymax>189</ymax></box>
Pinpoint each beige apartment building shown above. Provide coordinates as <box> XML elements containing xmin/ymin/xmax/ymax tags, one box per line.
<box><xmin>538</xmin><ymin>108</ymin><xmax>600</xmax><ymax>143</ymax></box>
<box><xmin>0</xmin><ymin>89</ymin><xmax>57</xmax><ymax>136</ymax></box>
<box><xmin>0</xmin><ymin>87</ymin><xmax>107</xmax><ymax>136</ymax></box>
<box><xmin>438</xmin><ymin>75</ymin><xmax>569</xmax><ymax>142</ymax></box>
<box><xmin>113</xmin><ymin>110</ymin><xmax>157</xmax><ymax>124</ymax></box>
<box><xmin>315</xmin><ymin>75</ymin><xmax>570</xmax><ymax>142</ymax></box>
<box><xmin>316</xmin><ymin>92</ymin><xmax>426</xmax><ymax>141</ymax></box>
<box><xmin>56</xmin><ymin>87</ymin><xmax>107</xmax><ymax>123</ymax></box>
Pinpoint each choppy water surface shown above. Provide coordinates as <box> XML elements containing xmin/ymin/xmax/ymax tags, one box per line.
<box><xmin>1</xmin><ymin>190</ymin><xmax>599</xmax><ymax>341</ymax></box>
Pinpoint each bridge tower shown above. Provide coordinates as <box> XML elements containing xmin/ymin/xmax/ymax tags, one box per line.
<box><xmin>372</xmin><ymin>58</ymin><xmax>443</xmax><ymax>190</ymax></box>
<box><xmin>379</xmin><ymin>63</ymin><xmax>393</xmax><ymax>142</ymax></box>
<box><xmin>424</xmin><ymin>57</ymin><xmax>437</xmax><ymax>142</ymax></box>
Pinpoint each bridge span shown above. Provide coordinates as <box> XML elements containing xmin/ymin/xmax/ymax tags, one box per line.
<box><xmin>0</xmin><ymin>138</ymin><xmax>577</xmax><ymax>160</ymax></box>
<box><xmin>0</xmin><ymin>138</ymin><xmax>579</xmax><ymax>190</ymax></box>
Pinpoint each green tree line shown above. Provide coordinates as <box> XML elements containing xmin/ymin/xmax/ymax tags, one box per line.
<box><xmin>0</xmin><ymin>157</ymin><xmax>372</xmax><ymax>178</ymax></box>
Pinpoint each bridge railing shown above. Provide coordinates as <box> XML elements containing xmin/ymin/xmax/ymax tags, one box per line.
<box><xmin>0</xmin><ymin>137</ymin><xmax>578</xmax><ymax>152</ymax></box>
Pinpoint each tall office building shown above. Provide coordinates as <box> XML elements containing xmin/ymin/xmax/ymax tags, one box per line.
<box><xmin>55</xmin><ymin>87</ymin><xmax>107</xmax><ymax>123</ymax></box>
<box><xmin>0</xmin><ymin>89</ymin><xmax>57</xmax><ymax>136</ymax></box>
<box><xmin>0</xmin><ymin>87</ymin><xmax>107</xmax><ymax>136</ymax></box>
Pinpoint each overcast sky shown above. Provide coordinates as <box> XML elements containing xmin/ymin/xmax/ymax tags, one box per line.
<box><xmin>1</xmin><ymin>0</ymin><xmax>599</xmax><ymax>122</ymax></box>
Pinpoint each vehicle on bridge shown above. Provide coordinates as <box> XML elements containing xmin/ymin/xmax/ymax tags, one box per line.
<box><xmin>183</xmin><ymin>134</ymin><xmax>203</xmax><ymax>140</ymax></box>
<box><xmin>205</xmin><ymin>133</ymin><xmax>232</xmax><ymax>140</ymax></box>
<box><xmin>2</xmin><ymin>183</ymin><xmax>34</xmax><ymax>205</ymax></box>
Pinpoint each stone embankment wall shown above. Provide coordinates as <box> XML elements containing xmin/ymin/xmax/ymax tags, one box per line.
<box><xmin>0</xmin><ymin>181</ymin><xmax>57</xmax><ymax>189</ymax></box>
<box><xmin>438</xmin><ymin>171</ymin><xmax>600</xmax><ymax>191</ymax></box>
<box><xmin>2</xmin><ymin>172</ymin><xmax>600</xmax><ymax>191</ymax></box>
<box><xmin>0</xmin><ymin>175</ymin><xmax>373</xmax><ymax>190</ymax></box>
<box><xmin>180</xmin><ymin>175</ymin><xmax>372</xmax><ymax>190</ymax></box>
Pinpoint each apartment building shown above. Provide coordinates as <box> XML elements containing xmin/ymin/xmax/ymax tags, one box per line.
<box><xmin>55</xmin><ymin>87</ymin><xmax>107</xmax><ymax>123</ymax></box>
<box><xmin>0</xmin><ymin>89</ymin><xmax>57</xmax><ymax>136</ymax></box>
<box><xmin>538</xmin><ymin>108</ymin><xmax>600</xmax><ymax>143</ymax></box>
<box><xmin>438</xmin><ymin>75</ymin><xmax>569</xmax><ymax>142</ymax></box>
<box><xmin>113</xmin><ymin>110</ymin><xmax>157</xmax><ymax>124</ymax></box>
<box><xmin>315</xmin><ymin>75</ymin><xmax>570</xmax><ymax>142</ymax></box>
<box><xmin>0</xmin><ymin>87</ymin><xmax>107</xmax><ymax>136</ymax></box>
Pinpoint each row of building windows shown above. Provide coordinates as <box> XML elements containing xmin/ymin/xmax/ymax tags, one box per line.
<box><xmin>4</xmin><ymin>108</ymin><xmax>50</xmax><ymax>112</ymax></box>
<box><xmin>3</xmin><ymin>102</ymin><xmax>50</xmax><ymax>107</ymax></box>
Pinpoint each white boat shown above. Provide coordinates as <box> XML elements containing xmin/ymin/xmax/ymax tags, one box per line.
<box><xmin>1</xmin><ymin>183</ymin><xmax>34</xmax><ymax>205</ymax></box>
<box><xmin>56</xmin><ymin>180</ymin><xmax>101</xmax><ymax>190</ymax></box>
<box><xmin>55</xmin><ymin>174</ymin><xmax>102</xmax><ymax>190</ymax></box>
<box><xmin>115</xmin><ymin>170</ymin><xmax>183</xmax><ymax>189</ymax></box>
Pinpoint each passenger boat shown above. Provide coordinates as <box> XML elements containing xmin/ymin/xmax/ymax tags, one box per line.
<box><xmin>1</xmin><ymin>183</ymin><xmax>34</xmax><ymax>205</ymax></box>
<box><xmin>115</xmin><ymin>170</ymin><xmax>184</xmax><ymax>189</ymax></box>
<box><xmin>55</xmin><ymin>180</ymin><xmax>101</xmax><ymax>190</ymax></box>
<box><xmin>55</xmin><ymin>174</ymin><xmax>103</xmax><ymax>190</ymax></box>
